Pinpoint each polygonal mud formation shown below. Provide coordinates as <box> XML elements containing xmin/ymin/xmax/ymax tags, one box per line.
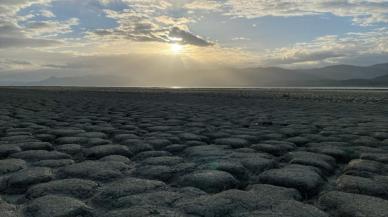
<box><xmin>0</xmin><ymin>88</ymin><xmax>387</xmax><ymax>217</ymax></box>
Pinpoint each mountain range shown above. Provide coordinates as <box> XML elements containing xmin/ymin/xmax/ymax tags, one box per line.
<box><xmin>1</xmin><ymin>63</ymin><xmax>388</xmax><ymax>87</ymax></box>
<box><xmin>236</xmin><ymin>62</ymin><xmax>388</xmax><ymax>87</ymax></box>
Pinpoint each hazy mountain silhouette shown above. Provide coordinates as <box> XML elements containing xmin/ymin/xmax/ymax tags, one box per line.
<box><xmin>236</xmin><ymin>67</ymin><xmax>326</xmax><ymax>86</ymax></box>
<box><xmin>28</xmin><ymin>75</ymin><xmax>132</xmax><ymax>87</ymax></box>
<box><xmin>2</xmin><ymin>62</ymin><xmax>387</xmax><ymax>87</ymax></box>
<box><xmin>300</xmin><ymin>63</ymin><xmax>388</xmax><ymax>80</ymax></box>
<box><xmin>235</xmin><ymin>63</ymin><xmax>388</xmax><ymax>86</ymax></box>
<box><xmin>338</xmin><ymin>73</ymin><xmax>388</xmax><ymax>86</ymax></box>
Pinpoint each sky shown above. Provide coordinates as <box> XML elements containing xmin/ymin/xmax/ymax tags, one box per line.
<box><xmin>1</xmin><ymin>0</ymin><xmax>388</xmax><ymax>83</ymax></box>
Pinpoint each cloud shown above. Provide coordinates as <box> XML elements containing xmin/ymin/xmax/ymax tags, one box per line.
<box><xmin>92</xmin><ymin>26</ymin><xmax>213</xmax><ymax>46</ymax></box>
<box><xmin>169</xmin><ymin>27</ymin><xmax>213</xmax><ymax>46</ymax></box>
<box><xmin>0</xmin><ymin>37</ymin><xmax>61</xmax><ymax>48</ymax></box>
<box><xmin>0</xmin><ymin>0</ymin><xmax>52</xmax><ymax>18</ymax></box>
<box><xmin>23</xmin><ymin>18</ymin><xmax>79</xmax><ymax>37</ymax></box>
<box><xmin>184</xmin><ymin>0</ymin><xmax>222</xmax><ymax>11</ymax></box>
<box><xmin>155</xmin><ymin>16</ymin><xmax>191</xmax><ymax>30</ymax></box>
<box><xmin>0</xmin><ymin>20</ymin><xmax>62</xmax><ymax>49</ymax></box>
<box><xmin>0</xmin><ymin>58</ymin><xmax>37</xmax><ymax>72</ymax></box>
<box><xmin>263</xmin><ymin>49</ymin><xmax>344</xmax><ymax>66</ymax></box>
<box><xmin>224</xmin><ymin>0</ymin><xmax>388</xmax><ymax>26</ymax></box>
<box><xmin>0</xmin><ymin>0</ymin><xmax>65</xmax><ymax>49</ymax></box>
<box><xmin>0</xmin><ymin>51</ymin><xmax>237</xmax><ymax>85</ymax></box>
<box><xmin>261</xmin><ymin>28</ymin><xmax>388</xmax><ymax>67</ymax></box>
<box><xmin>2</xmin><ymin>0</ymin><xmax>388</xmax><ymax>77</ymax></box>
<box><xmin>90</xmin><ymin>5</ymin><xmax>213</xmax><ymax>46</ymax></box>
<box><xmin>0</xmin><ymin>19</ymin><xmax>62</xmax><ymax>49</ymax></box>
<box><xmin>232</xmin><ymin>37</ymin><xmax>251</xmax><ymax>41</ymax></box>
<box><xmin>0</xmin><ymin>23</ymin><xmax>21</xmax><ymax>36</ymax></box>
<box><xmin>39</xmin><ymin>9</ymin><xmax>56</xmax><ymax>18</ymax></box>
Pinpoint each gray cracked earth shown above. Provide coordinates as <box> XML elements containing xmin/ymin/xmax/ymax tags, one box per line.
<box><xmin>0</xmin><ymin>87</ymin><xmax>388</xmax><ymax>217</ymax></box>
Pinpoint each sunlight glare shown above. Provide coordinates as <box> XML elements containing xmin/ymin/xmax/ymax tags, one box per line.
<box><xmin>171</xmin><ymin>43</ymin><xmax>183</xmax><ymax>54</ymax></box>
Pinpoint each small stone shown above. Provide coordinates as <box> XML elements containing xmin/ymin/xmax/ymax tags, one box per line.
<box><xmin>11</xmin><ymin>150</ymin><xmax>70</xmax><ymax>161</ymax></box>
<box><xmin>0</xmin><ymin>159</ymin><xmax>26</xmax><ymax>175</ymax></box>
<box><xmin>287</xmin><ymin>151</ymin><xmax>336</xmax><ymax>174</ymax></box>
<box><xmin>353</xmin><ymin>136</ymin><xmax>381</xmax><ymax>146</ymax></box>
<box><xmin>26</xmin><ymin>178</ymin><xmax>98</xmax><ymax>199</ymax></box>
<box><xmin>133</xmin><ymin>151</ymin><xmax>172</xmax><ymax>160</ymax></box>
<box><xmin>18</xmin><ymin>142</ymin><xmax>53</xmax><ymax>151</ymax></box>
<box><xmin>319</xmin><ymin>191</ymin><xmax>388</xmax><ymax>217</ymax></box>
<box><xmin>86</xmin><ymin>138</ymin><xmax>111</xmax><ymax>147</ymax></box>
<box><xmin>178</xmin><ymin>170</ymin><xmax>239</xmax><ymax>193</ymax></box>
<box><xmin>51</xmin><ymin>129</ymin><xmax>85</xmax><ymax>137</ymax></box>
<box><xmin>135</xmin><ymin>165</ymin><xmax>174</xmax><ymax>181</ymax></box>
<box><xmin>76</xmin><ymin>132</ymin><xmax>107</xmax><ymax>138</ymax></box>
<box><xmin>259</xmin><ymin>165</ymin><xmax>324</xmax><ymax>196</ymax></box>
<box><xmin>32</xmin><ymin>159</ymin><xmax>74</xmax><ymax>168</ymax></box>
<box><xmin>114</xmin><ymin>191</ymin><xmax>183</xmax><ymax>208</ymax></box>
<box><xmin>240</xmin><ymin>200</ymin><xmax>329</xmax><ymax>217</ymax></box>
<box><xmin>247</xmin><ymin>184</ymin><xmax>302</xmax><ymax>201</ymax></box>
<box><xmin>361</xmin><ymin>153</ymin><xmax>388</xmax><ymax>163</ymax></box>
<box><xmin>35</xmin><ymin>134</ymin><xmax>55</xmax><ymax>142</ymax></box>
<box><xmin>84</xmin><ymin>145</ymin><xmax>131</xmax><ymax>159</ymax></box>
<box><xmin>100</xmin><ymin>206</ymin><xmax>186</xmax><ymax>217</ymax></box>
<box><xmin>251</xmin><ymin>143</ymin><xmax>295</xmax><ymax>156</ymax></box>
<box><xmin>214</xmin><ymin>138</ymin><xmax>250</xmax><ymax>148</ymax></box>
<box><xmin>114</xmin><ymin>134</ymin><xmax>139</xmax><ymax>142</ymax></box>
<box><xmin>147</xmin><ymin>139</ymin><xmax>171</xmax><ymax>149</ymax></box>
<box><xmin>344</xmin><ymin>159</ymin><xmax>385</xmax><ymax>177</ymax></box>
<box><xmin>58</xmin><ymin>160</ymin><xmax>129</xmax><ymax>181</ymax></box>
<box><xmin>373</xmin><ymin>132</ymin><xmax>388</xmax><ymax>140</ymax></box>
<box><xmin>307</xmin><ymin>145</ymin><xmax>355</xmax><ymax>162</ymax></box>
<box><xmin>239</xmin><ymin>157</ymin><xmax>277</xmax><ymax>175</ymax></box>
<box><xmin>142</xmin><ymin>156</ymin><xmax>183</xmax><ymax>166</ymax></box>
<box><xmin>179</xmin><ymin>133</ymin><xmax>203</xmax><ymax>141</ymax></box>
<box><xmin>100</xmin><ymin>155</ymin><xmax>131</xmax><ymax>163</ymax></box>
<box><xmin>56</xmin><ymin>144</ymin><xmax>82</xmax><ymax>155</ymax></box>
<box><xmin>4</xmin><ymin>167</ymin><xmax>54</xmax><ymax>193</ymax></box>
<box><xmin>336</xmin><ymin>175</ymin><xmax>388</xmax><ymax>199</ymax></box>
<box><xmin>0</xmin><ymin>145</ymin><xmax>21</xmax><ymax>158</ymax></box>
<box><xmin>23</xmin><ymin>195</ymin><xmax>92</xmax><ymax>217</ymax></box>
<box><xmin>199</xmin><ymin>160</ymin><xmax>249</xmax><ymax>181</ymax></box>
<box><xmin>165</xmin><ymin>144</ymin><xmax>187</xmax><ymax>154</ymax></box>
<box><xmin>0</xmin><ymin>198</ymin><xmax>22</xmax><ymax>217</ymax></box>
<box><xmin>94</xmin><ymin>178</ymin><xmax>166</xmax><ymax>208</ymax></box>
<box><xmin>122</xmin><ymin>140</ymin><xmax>153</xmax><ymax>155</ymax></box>
<box><xmin>56</xmin><ymin>137</ymin><xmax>88</xmax><ymax>145</ymax></box>
<box><xmin>286</xmin><ymin>137</ymin><xmax>310</xmax><ymax>146</ymax></box>
<box><xmin>177</xmin><ymin>189</ymin><xmax>282</xmax><ymax>217</ymax></box>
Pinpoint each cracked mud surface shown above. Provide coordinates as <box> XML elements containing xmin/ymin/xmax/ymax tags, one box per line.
<box><xmin>0</xmin><ymin>87</ymin><xmax>388</xmax><ymax>217</ymax></box>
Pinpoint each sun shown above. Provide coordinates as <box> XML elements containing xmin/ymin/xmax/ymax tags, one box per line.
<box><xmin>170</xmin><ymin>43</ymin><xmax>183</xmax><ymax>54</ymax></box>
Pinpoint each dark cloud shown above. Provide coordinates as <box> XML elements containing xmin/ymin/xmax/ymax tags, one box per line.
<box><xmin>93</xmin><ymin>26</ymin><xmax>213</xmax><ymax>47</ymax></box>
<box><xmin>94</xmin><ymin>29</ymin><xmax>113</xmax><ymax>36</ymax></box>
<box><xmin>169</xmin><ymin>27</ymin><xmax>213</xmax><ymax>47</ymax></box>
<box><xmin>5</xmin><ymin>59</ymin><xmax>33</xmax><ymax>65</ymax></box>
<box><xmin>25</xmin><ymin>21</ymin><xmax>56</xmax><ymax>29</ymax></box>
<box><xmin>224</xmin><ymin>0</ymin><xmax>388</xmax><ymax>26</ymax></box>
<box><xmin>0</xmin><ymin>18</ymin><xmax>63</xmax><ymax>48</ymax></box>
<box><xmin>0</xmin><ymin>36</ymin><xmax>61</xmax><ymax>48</ymax></box>
<box><xmin>0</xmin><ymin>23</ymin><xmax>20</xmax><ymax>36</ymax></box>
<box><xmin>264</xmin><ymin>50</ymin><xmax>344</xmax><ymax>65</ymax></box>
<box><xmin>0</xmin><ymin>59</ymin><xmax>33</xmax><ymax>68</ymax></box>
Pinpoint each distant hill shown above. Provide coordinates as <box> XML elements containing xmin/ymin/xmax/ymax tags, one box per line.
<box><xmin>2</xmin><ymin>62</ymin><xmax>387</xmax><ymax>87</ymax></box>
<box><xmin>235</xmin><ymin>63</ymin><xmax>388</xmax><ymax>86</ymax></box>
<box><xmin>28</xmin><ymin>75</ymin><xmax>132</xmax><ymax>87</ymax></box>
<box><xmin>300</xmin><ymin>63</ymin><xmax>388</xmax><ymax>80</ymax></box>
<box><xmin>236</xmin><ymin>67</ymin><xmax>326</xmax><ymax>86</ymax></box>
<box><xmin>338</xmin><ymin>74</ymin><xmax>388</xmax><ymax>87</ymax></box>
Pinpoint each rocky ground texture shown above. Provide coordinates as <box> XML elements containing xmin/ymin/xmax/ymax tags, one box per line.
<box><xmin>0</xmin><ymin>87</ymin><xmax>388</xmax><ymax>217</ymax></box>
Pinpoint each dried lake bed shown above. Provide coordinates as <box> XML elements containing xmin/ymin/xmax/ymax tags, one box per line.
<box><xmin>0</xmin><ymin>87</ymin><xmax>388</xmax><ymax>217</ymax></box>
